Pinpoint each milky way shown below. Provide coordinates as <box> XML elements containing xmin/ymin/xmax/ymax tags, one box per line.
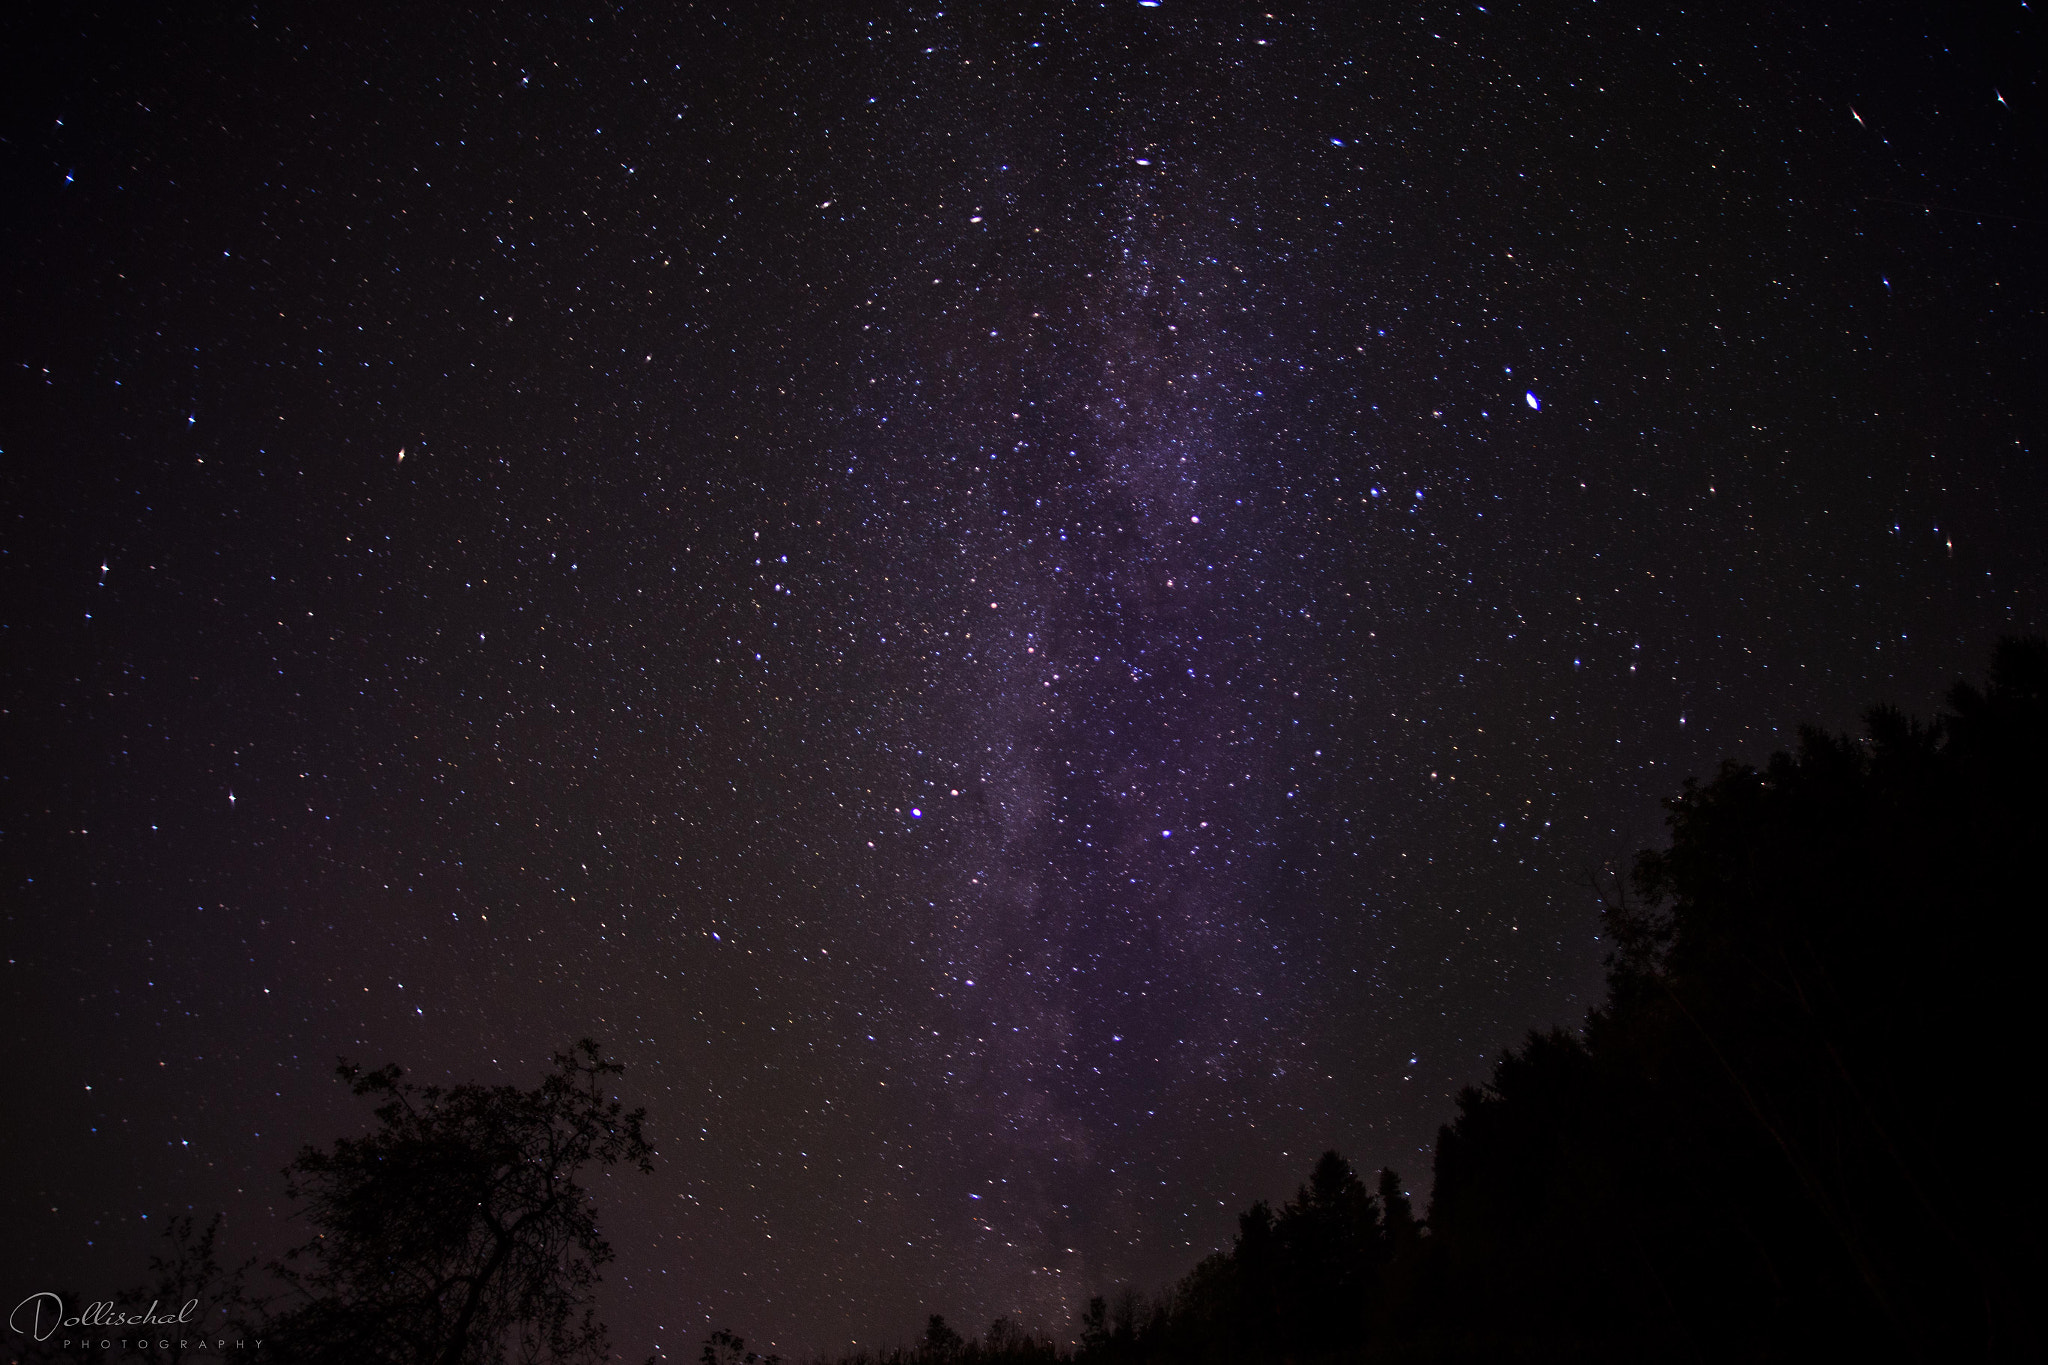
<box><xmin>4</xmin><ymin>2</ymin><xmax>2042</xmax><ymax>1358</ymax></box>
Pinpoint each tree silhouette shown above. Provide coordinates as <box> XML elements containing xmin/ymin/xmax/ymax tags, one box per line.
<box><xmin>1271</xmin><ymin>1151</ymin><xmax>1382</xmax><ymax>1354</ymax></box>
<box><xmin>1412</xmin><ymin>640</ymin><xmax>2048</xmax><ymax>1358</ymax></box>
<box><xmin>921</xmin><ymin>1314</ymin><xmax>964</xmax><ymax>1357</ymax></box>
<box><xmin>1075</xmin><ymin>1296</ymin><xmax>1110</xmax><ymax>1357</ymax></box>
<box><xmin>1619</xmin><ymin>641</ymin><xmax>2042</xmax><ymax>1351</ymax></box>
<box><xmin>1226</xmin><ymin>1201</ymin><xmax>1279</xmax><ymax>1353</ymax></box>
<box><xmin>700</xmin><ymin>1328</ymin><xmax>780</xmax><ymax>1365</ymax></box>
<box><xmin>1377</xmin><ymin>1169</ymin><xmax>1418</xmax><ymax>1254</ymax></box>
<box><xmin>266</xmin><ymin>1038</ymin><xmax>654</xmax><ymax>1365</ymax></box>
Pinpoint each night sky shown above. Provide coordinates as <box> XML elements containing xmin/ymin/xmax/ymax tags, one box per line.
<box><xmin>4</xmin><ymin>1</ymin><xmax>2043</xmax><ymax>1358</ymax></box>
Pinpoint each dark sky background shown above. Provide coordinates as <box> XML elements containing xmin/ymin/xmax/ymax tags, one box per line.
<box><xmin>3</xmin><ymin>1</ymin><xmax>2042</xmax><ymax>1358</ymax></box>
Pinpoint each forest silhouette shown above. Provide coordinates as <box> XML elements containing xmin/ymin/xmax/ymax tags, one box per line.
<box><xmin>798</xmin><ymin>642</ymin><xmax>2044</xmax><ymax>1360</ymax></box>
<box><xmin>17</xmin><ymin>642</ymin><xmax>2039</xmax><ymax>1365</ymax></box>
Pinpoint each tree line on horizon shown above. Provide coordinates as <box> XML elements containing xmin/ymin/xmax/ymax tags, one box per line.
<box><xmin>17</xmin><ymin>642</ymin><xmax>2041</xmax><ymax>1364</ymax></box>
<box><xmin>764</xmin><ymin>639</ymin><xmax>2046</xmax><ymax>1364</ymax></box>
